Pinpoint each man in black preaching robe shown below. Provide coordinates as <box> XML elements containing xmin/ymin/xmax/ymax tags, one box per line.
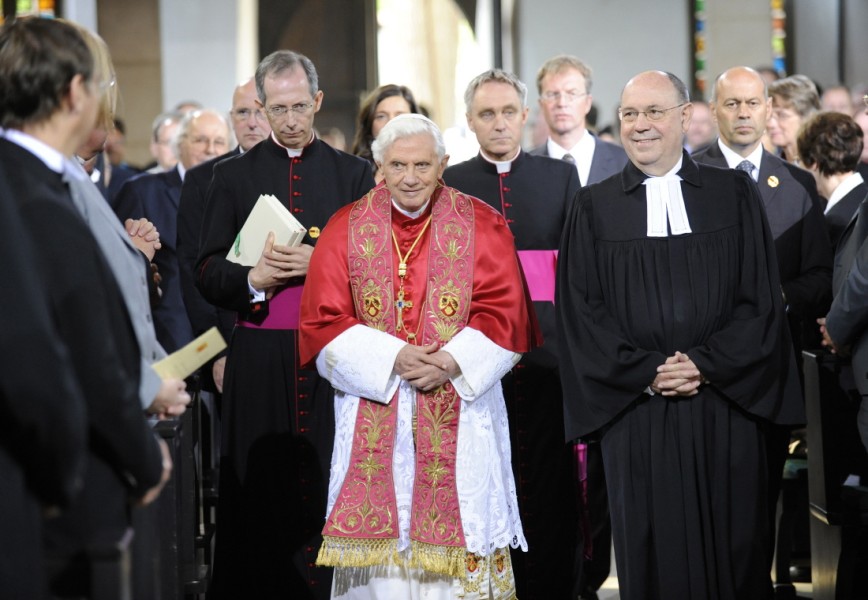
<box><xmin>443</xmin><ymin>69</ymin><xmax>581</xmax><ymax>599</ymax></box>
<box><xmin>195</xmin><ymin>50</ymin><xmax>373</xmax><ymax>599</ymax></box>
<box><xmin>557</xmin><ymin>70</ymin><xmax>804</xmax><ymax>600</ymax></box>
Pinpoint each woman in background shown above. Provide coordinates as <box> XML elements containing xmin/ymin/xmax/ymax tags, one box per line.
<box><xmin>351</xmin><ymin>84</ymin><xmax>419</xmax><ymax>181</ymax></box>
<box><xmin>767</xmin><ymin>74</ymin><xmax>821</xmax><ymax>165</ymax></box>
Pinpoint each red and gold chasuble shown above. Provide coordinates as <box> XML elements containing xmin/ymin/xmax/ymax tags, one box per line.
<box><xmin>316</xmin><ymin>183</ymin><xmax>475</xmax><ymax>577</ymax></box>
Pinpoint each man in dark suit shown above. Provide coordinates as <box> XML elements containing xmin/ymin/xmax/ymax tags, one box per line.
<box><xmin>443</xmin><ymin>68</ymin><xmax>581</xmax><ymax>600</ymax></box>
<box><xmin>531</xmin><ymin>54</ymin><xmax>626</xmax><ymax>600</ymax></box>
<box><xmin>0</xmin><ymin>160</ymin><xmax>87</xmax><ymax>600</ymax></box>
<box><xmin>821</xmin><ymin>195</ymin><xmax>868</xmax><ymax>452</ymax></box>
<box><xmin>115</xmin><ymin>108</ymin><xmax>232</xmax><ymax>354</ymax></box>
<box><xmin>530</xmin><ymin>54</ymin><xmax>627</xmax><ymax>187</ymax></box>
<box><xmin>195</xmin><ymin>50</ymin><xmax>374</xmax><ymax>599</ymax></box>
<box><xmin>0</xmin><ymin>17</ymin><xmax>170</xmax><ymax>598</ymax></box>
<box><xmin>177</xmin><ymin>77</ymin><xmax>271</xmax><ymax>394</ymax></box>
<box><xmin>693</xmin><ymin>66</ymin><xmax>832</xmax><ymax>597</ymax></box>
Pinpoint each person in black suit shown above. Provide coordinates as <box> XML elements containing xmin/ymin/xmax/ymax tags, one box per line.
<box><xmin>531</xmin><ymin>55</ymin><xmax>626</xmax><ymax>600</ymax></box>
<box><xmin>0</xmin><ymin>17</ymin><xmax>171</xmax><ymax>598</ymax></box>
<box><xmin>820</xmin><ymin>194</ymin><xmax>868</xmax><ymax>453</ymax></box>
<box><xmin>443</xmin><ymin>68</ymin><xmax>581</xmax><ymax>600</ymax></box>
<box><xmin>800</xmin><ymin>111</ymin><xmax>868</xmax><ymax>451</ymax></box>
<box><xmin>798</xmin><ymin>111</ymin><xmax>867</xmax><ymax>247</ymax></box>
<box><xmin>195</xmin><ymin>50</ymin><xmax>374</xmax><ymax>599</ymax></box>
<box><xmin>694</xmin><ymin>66</ymin><xmax>833</xmax><ymax>598</ymax></box>
<box><xmin>115</xmin><ymin>108</ymin><xmax>232</xmax><ymax>354</ymax></box>
<box><xmin>530</xmin><ymin>54</ymin><xmax>627</xmax><ymax>187</ymax></box>
<box><xmin>177</xmin><ymin>77</ymin><xmax>271</xmax><ymax>394</ymax></box>
<box><xmin>0</xmin><ymin>159</ymin><xmax>88</xmax><ymax>600</ymax></box>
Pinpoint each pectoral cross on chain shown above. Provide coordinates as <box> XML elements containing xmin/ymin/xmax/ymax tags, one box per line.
<box><xmin>395</xmin><ymin>288</ymin><xmax>413</xmax><ymax>332</ymax></box>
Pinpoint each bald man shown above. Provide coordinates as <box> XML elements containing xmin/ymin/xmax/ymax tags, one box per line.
<box><xmin>558</xmin><ymin>70</ymin><xmax>803</xmax><ymax>600</ymax></box>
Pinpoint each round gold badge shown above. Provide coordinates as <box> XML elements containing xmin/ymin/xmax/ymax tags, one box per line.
<box><xmin>767</xmin><ymin>176</ymin><xmax>779</xmax><ymax>188</ymax></box>
<box><xmin>309</xmin><ymin>226</ymin><xmax>321</xmax><ymax>238</ymax></box>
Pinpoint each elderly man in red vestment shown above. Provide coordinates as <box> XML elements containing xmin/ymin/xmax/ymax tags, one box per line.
<box><xmin>300</xmin><ymin>114</ymin><xmax>540</xmax><ymax>598</ymax></box>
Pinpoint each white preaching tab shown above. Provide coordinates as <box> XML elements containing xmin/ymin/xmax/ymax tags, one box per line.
<box><xmin>643</xmin><ymin>160</ymin><xmax>691</xmax><ymax>237</ymax></box>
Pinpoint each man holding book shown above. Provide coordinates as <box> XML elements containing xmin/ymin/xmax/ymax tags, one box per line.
<box><xmin>195</xmin><ymin>50</ymin><xmax>374</xmax><ymax>599</ymax></box>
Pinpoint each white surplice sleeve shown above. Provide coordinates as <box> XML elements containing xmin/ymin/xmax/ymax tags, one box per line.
<box><xmin>315</xmin><ymin>323</ymin><xmax>406</xmax><ymax>403</ymax></box>
<box><xmin>442</xmin><ymin>326</ymin><xmax>520</xmax><ymax>400</ymax></box>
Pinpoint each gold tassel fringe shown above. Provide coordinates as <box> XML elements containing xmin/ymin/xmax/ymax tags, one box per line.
<box><xmin>316</xmin><ymin>536</ymin><xmax>400</xmax><ymax>569</ymax></box>
<box><xmin>409</xmin><ymin>540</ymin><xmax>467</xmax><ymax>578</ymax></box>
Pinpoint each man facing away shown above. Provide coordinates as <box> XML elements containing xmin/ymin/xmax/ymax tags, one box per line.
<box><xmin>442</xmin><ymin>68</ymin><xmax>581</xmax><ymax>599</ymax></box>
<box><xmin>557</xmin><ymin>70</ymin><xmax>803</xmax><ymax>600</ymax></box>
<box><xmin>0</xmin><ymin>17</ymin><xmax>171</xmax><ymax>598</ymax></box>
<box><xmin>299</xmin><ymin>113</ymin><xmax>540</xmax><ymax>599</ymax></box>
<box><xmin>195</xmin><ymin>50</ymin><xmax>373</xmax><ymax>599</ymax></box>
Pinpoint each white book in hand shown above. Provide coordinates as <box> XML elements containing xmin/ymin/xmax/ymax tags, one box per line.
<box><xmin>226</xmin><ymin>194</ymin><xmax>307</xmax><ymax>266</ymax></box>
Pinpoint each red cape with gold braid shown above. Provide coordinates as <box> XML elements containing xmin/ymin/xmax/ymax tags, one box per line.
<box><xmin>299</xmin><ymin>181</ymin><xmax>540</xmax><ymax>577</ymax></box>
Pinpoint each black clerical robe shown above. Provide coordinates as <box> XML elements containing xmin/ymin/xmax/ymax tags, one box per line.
<box><xmin>196</xmin><ymin>136</ymin><xmax>373</xmax><ymax>599</ymax></box>
<box><xmin>444</xmin><ymin>151</ymin><xmax>581</xmax><ymax>599</ymax></box>
<box><xmin>557</xmin><ymin>154</ymin><xmax>803</xmax><ymax>600</ymax></box>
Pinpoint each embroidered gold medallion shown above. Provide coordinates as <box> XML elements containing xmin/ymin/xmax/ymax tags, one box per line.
<box><xmin>361</xmin><ymin>279</ymin><xmax>383</xmax><ymax>318</ymax></box>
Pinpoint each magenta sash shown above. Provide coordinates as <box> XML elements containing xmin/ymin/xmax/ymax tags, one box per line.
<box><xmin>517</xmin><ymin>249</ymin><xmax>558</xmax><ymax>303</ymax></box>
<box><xmin>236</xmin><ymin>284</ymin><xmax>303</xmax><ymax>330</ymax></box>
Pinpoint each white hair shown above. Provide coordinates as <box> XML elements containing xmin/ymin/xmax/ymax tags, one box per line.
<box><xmin>371</xmin><ymin>114</ymin><xmax>445</xmax><ymax>164</ymax></box>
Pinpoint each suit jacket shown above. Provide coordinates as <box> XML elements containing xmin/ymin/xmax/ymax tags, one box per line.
<box><xmin>115</xmin><ymin>166</ymin><xmax>194</xmax><ymax>353</ymax></box>
<box><xmin>0</xmin><ymin>160</ymin><xmax>87</xmax><ymax>600</ymax></box>
<box><xmin>827</xmin><ymin>192</ymin><xmax>868</xmax><ymax>396</ymax></box>
<box><xmin>0</xmin><ymin>139</ymin><xmax>163</xmax><ymax>572</ymax></box>
<box><xmin>177</xmin><ymin>148</ymin><xmax>239</xmax><ymax>391</ymax></box>
<box><xmin>530</xmin><ymin>134</ymin><xmax>628</xmax><ymax>185</ymax></box>
<box><xmin>693</xmin><ymin>142</ymin><xmax>832</xmax><ymax>324</ymax></box>
<box><xmin>826</xmin><ymin>181</ymin><xmax>867</xmax><ymax>248</ymax></box>
<box><xmin>68</xmin><ymin>161</ymin><xmax>166</xmax><ymax>408</ymax></box>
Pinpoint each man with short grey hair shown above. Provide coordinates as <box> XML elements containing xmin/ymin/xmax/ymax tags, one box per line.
<box><xmin>444</xmin><ymin>68</ymin><xmax>581</xmax><ymax>599</ymax></box>
<box><xmin>196</xmin><ymin>49</ymin><xmax>373</xmax><ymax>599</ymax></box>
<box><xmin>147</xmin><ymin>110</ymin><xmax>183</xmax><ymax>173</ymax></box>
<box><xmin>300</xmin><ymin>113</ymin><xmax>539</xmax><ymax>598</ymax></box>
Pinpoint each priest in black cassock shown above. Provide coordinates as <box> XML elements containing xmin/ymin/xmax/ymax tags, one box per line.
<box><xmin>195</xmin><ymin>50</ymin><xmax>374</xmax><ymax>599</ymax></box>
<box><xmin>557</xmin><ymin>70</ymin><xmax>804</xmax><ymax>600</ymax></box>
<box><xmin>443</xmin><ymin>69</ymin><xmax>580</xmax><ymax>599</ymax></box>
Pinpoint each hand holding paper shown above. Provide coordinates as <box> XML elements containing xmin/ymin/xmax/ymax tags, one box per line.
<box><xmin>152</xmin><ymin>327</ymin><xmax>227</xmax><ymax>381</ymax></box>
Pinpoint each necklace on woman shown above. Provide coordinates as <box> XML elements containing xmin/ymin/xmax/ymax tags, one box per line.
<box><xmin>391</xmin><ymin>215</ymin><xmax>432</xmax><ymax>339</ymax></box>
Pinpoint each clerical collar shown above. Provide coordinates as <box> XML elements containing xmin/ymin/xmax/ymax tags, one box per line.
<box><xmin>547</xmin><ymin>132</ymin><xmax>595</xmax><ymax>185</ymax></box>
<box><xmin>717</xmin><ymin>139</ymin><xmax>763</xmax><ymax>180</ymax></box>
<box><xmin>480</xmin><ymin>147</ymin><xmax>521</xmax><ymax>174</ymax></box>
<box><xmin>642</xmin><ymin>156</ymin><xmax>692</xmax><ymax>237</ymax></box>
<box><xmin>392</xmin><ymin>198</ymin><xmax>430</xmax><ymax>219</ymax></box>
<box><xmin>826</xmin><ymin>172</ymin><xmax>865</xmax><ymax>214</ymax></box>
<box><xmin>271</xmin><ymin>131</ymin><xmax>314</xmax><ymax>157</ymax></box>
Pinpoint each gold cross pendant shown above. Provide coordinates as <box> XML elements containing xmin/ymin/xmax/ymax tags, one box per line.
<box><xmin>395</xmin><ymin>288</ymin><xmax>413</xmax><ymax>332</ymax></box>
